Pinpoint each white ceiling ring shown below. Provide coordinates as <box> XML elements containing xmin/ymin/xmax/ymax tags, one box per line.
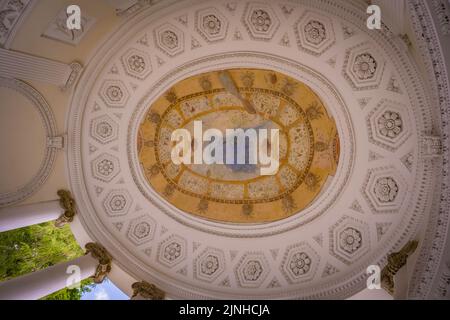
<box><xmin>66</xmin><ymin>0</ymin><xmax>436</xmax><ymax>299</ymax></box>
<box><xmin>127</xmin><ymin>52</ymin><xmax>356</xmax><ymax>238</ymax></box>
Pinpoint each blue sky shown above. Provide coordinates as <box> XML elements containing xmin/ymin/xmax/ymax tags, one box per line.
<box><xmin>81</xmin><ymin>278</ymin><xmax>129</xmax><ymax>300</ymax></box>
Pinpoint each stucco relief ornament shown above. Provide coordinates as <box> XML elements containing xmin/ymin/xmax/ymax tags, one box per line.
<box><xmin>374</xmin><ymin>177</ymin><xmax>398</xmax><ymax>203</ymax></box>
<box><xmin>378</xmin><ymin>111</ymin><xmax>403</xmax><ymax>139</ymax></box>
<box><xmin>96</xmin><ymin>121</ymin><xmax>113</xmax><ymax>139</ymax></box>
<box><xmin>203</xmin><ymin>15</ymin><xmax>221</xmax><ymax>35</ymax></box>
<box><xmin>131</xmin><ymin>281</ymin><xmax>165</xmax><ymax>300</ymax></box>
<box><xmin>85</xmin><ymin>242</ymin><xmax>112</xmax><ymax>284</ymax></box>
<box><xmin>201</xmin><ymin>255</ymin><xmax>219</xmax><ymax>275</ymax></box>
<box><xmin>128</xmin><ymin>54</ymin><xmax>146</xmax><ymax>73</ymax></box>
<box><xmin>289</xmin><ymin>252</ymin><xmax>311</xmax><ymax>276</ymax></box>
<box><xmin>243</xmin><ymin>260</ymin><xmax>263</xmax><ymax>281</ymax></box>
<box><xmin>110</xmin><ymin>195</ymin><xmax>126</xmax><ymax>211</ymax></box>
<box><xmin>55</xmin><ymin>189</ymin><xmax>77</xmax><ymax>227</ymax></box>
<box><xmin>98</xmin><ymin>159</ymin><xmax>115</xmax><ymax>176</ymax></box>
<box><xmin>353</xmin><ymin>53</ymin><xmax>377</xmax><ymax>80</ymax></box>
<box><xmin>339</xmin><ymin>228</ymin><xmax>362</xmax><ymax>254</ymax></box>
<box><xmin>164</xmin><ymin>242</ymin><xmax>182</xmax><ymax>261</ymax></box>
<box><xmin>161</xmin><ymin>30</ymin><xmax>178</xmax><ymax>49</ymax></box>
<box><xmin>251</xmin><ymin>10</ymin><xmax>271</xmax><ymax>32</ymax></box>
<box><xmin>106</xmin><ymin>85</ymin><xmax>123</xmax><ymax>102</ymax></box>
<box><xmin>134</xmin><ymin>221</ymin><xmax>152</xmax><ymax>238</ymax></box>
<box><xmin>304</xmin><ymin>20</ymin><xmax>326</xmax><ymax>45</ymax></box>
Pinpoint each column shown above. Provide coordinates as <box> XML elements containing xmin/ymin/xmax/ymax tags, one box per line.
<box><xmin>0</xmin><ymin>254</ymin><xmax>98</xmax><ymax>300</ymax></box>
<box><xmin>0</xmin><ymin>200</ymin><xmax>62</xmax><ymax>232</ymax></box>
<box><xmin>0</xmin><ymin>48</ymin><xmax>82</xmax><ymax>90</ymax></box>
<box><xmin>393</xmin><ymin>264</ymin><xmax>409</xmax><ymax>299</ymax></box>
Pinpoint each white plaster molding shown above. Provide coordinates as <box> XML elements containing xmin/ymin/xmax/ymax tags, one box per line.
<box><xmin>66</xmin><ymin>0</ymin><xmax>434</xmax><ymax>299</ymax></box>
<box><xmin>372</xmin><ymin>0</ymin><xmax>406</xmax><ymax>35</ymax></box>
<box><xmin>0</xmin><ymin>0</ymin><xmax>35</xmax><ymax>49</ymax></box>
<box><xmin>0</xmin><ymin>77</ymin><xmax>57</xmax><ymax>207</ymax></box>
<box><xmin>105</xmin><ymin>0</ymin><xmax>161</xmax><ymax>17</ymax></box>
<box><xmin>0</xmin><ymin>48</ymin><xmax>82</xmax><ymax>90</ymax></box>
<box><xmin>47</xmin><ymin>135</ymin><xmax>66</xmax><ymax>150</ymax></box>
<box><xmin>407</xmin><ymin>0</ymin><xmax>450</xmax><ymax>299</ymax></box>
<box><xmin>432</xmin><ymin>0</ymin><xmax>450</xmax><ymax>35</ymax></box>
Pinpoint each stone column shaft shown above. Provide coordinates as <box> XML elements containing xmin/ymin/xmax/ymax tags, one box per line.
<box><xmin>0</xmin><ymin>200</ymin><xmax>62</xmax><ymax>232</ymax></box>
<box><xmin>0</xmin><ymin>254</ymin><xmax>97</xmax><ymax>300</ymax></box>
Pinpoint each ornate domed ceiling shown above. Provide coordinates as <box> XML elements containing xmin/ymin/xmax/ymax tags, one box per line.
<box><xmin>137</xmin><ymin>68</ymin><xmax>339</xmax><ymax>223</ymax></box>
<box><xmin>66</xmin><ymin>0</ymin><xmax>437</xmax><ymax>298</ymax></box>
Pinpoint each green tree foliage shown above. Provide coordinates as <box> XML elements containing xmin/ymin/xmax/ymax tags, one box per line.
<box><xmin>42</xmin><ymin>278</ymin><xmax>94</xmax><ymax>300</ymax></box>
<box><xmin>0</xmin><ymin>222</ymin><xmax>94</xmax><ymax>300</ymax></box>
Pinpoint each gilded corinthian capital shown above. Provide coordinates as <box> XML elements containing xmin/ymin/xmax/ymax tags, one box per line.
<box><xmin>381</xmin><ymin>240</ymin><xmax>419</xmax><ymax>295</ymax></box>
<box><xmin>85</xmin><ymin>242</ymin><xmax>112</xmax><ymax>284</ymax></box>
<box><xmin>131</xmin><ymin>281</ymin><xmax>165</xmax><ymax>300</ymax></box>
<box><xmin>55</xmin><ymin>189</ymin><xmax>76</xmax><ymax>227</ymax></box>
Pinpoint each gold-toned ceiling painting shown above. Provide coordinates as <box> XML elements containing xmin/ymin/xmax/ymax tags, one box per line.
<box><xmin>138</xmin><ymin>68</ymin><xmax>339</xmax><ymax>223</ymax></box>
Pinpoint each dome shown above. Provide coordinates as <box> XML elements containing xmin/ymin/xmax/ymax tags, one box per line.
<box><xmin>1</xmin><ymin>0</ymin><xmax>450</xmax><ymax>301</ymax></box>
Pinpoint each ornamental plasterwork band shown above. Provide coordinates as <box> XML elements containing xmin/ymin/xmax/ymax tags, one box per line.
<box><xmin>381</xmin><ymin>241</ymin><xmax>419</xmax><ymax>296</ymax></box>
<box><xmin>0</xmin><ymin>77</ymin><xmax>57</xmax><ymax>207</ymax></box>
<box><xmin>66</xmin><ymin>0</ymin><xmax>438</xmax><ymax>299</ymax></box>
<box><xmin>408</xmin><ymin>0</ymin><xmax>450</xmax><ymax>299</ymax></box>
<box><xmin>432</xmin><ymin>0</ymin><xmax>450</xmax><ymax>35</ymax></box>
<box><xmin>54</xmin><ymin>189</ymin><xmax>77</xmax><ymax>228</ymax></box>
<box><xmin>47</xmin><ymin>135</ymin><xmax>66</xmax><ymax>150</ymax></box>
<box><xmin>0</xmin><ymin>0</ymin><xmax>35</xmax><ymax>48</ymax></box>
<box><xmin>131</xmin><ymin>281</ymin><xmax>165</xmax><ymax>300</ymax></box>
<box><xmin>85</xmin><ymin>243</ymin><xmax>112</xmax><ymax>284</ymax></box>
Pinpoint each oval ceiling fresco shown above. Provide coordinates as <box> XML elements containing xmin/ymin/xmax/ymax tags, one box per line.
<box><xmin>137</xmin><ymin>68</ymin><xmax>339</xmax><ymax>223</ymax></box>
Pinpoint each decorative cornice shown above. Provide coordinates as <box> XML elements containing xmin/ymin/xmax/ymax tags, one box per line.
<box><xmin>381</xmin><ymin>240</ymin><xmax>418</xmax><ymax>296</ymax></box>
<box><xmin>432</xmin><ymin>0</ymin><xmax>450</xmax><ymax>35</ymax></box>
<box><xmin>85</xmin><ymin>242</ymin><xmax>112</xmax><ymax>284</ymax></box>
<box><xmin>131</xmin><ymin>281</ymin><xmax>165</xmax><ymax>300</ymax></box>
<box><xmin>116</xmin><ymin>0</ymin><xmax>155</xmax><ymax>17</ymax></box>
<box><xmin>0</xmin><ymin>0</ymin><xmax>34</xmax><ymax>49</ymax></box>
<box><xmin>47</xmin><ymin>135</ymin><xmax>66</xmax><ymax>150</ymax></box>
<box><xmin>408</xmin><ymin>0</ymin><xmax>450</xmax><ymax>299</ymax></box>
<box><xmin>54</xmin><ymin>189</ymin><xmax>76</xmax><ymax>228</ymax></box>
<box><xmin>65</xmin><ymin>0</ymin><xmax>436</xmax><ymax>299</ymax></box>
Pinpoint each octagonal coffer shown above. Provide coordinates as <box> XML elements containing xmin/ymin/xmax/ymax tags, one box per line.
<box><xmin>329</xmin><ymin>216</ymin><xmax>370</xmax><ymax>265</ymax></box>
<box><xmin>242</xmin><ymin>2</ymin><xmax>280</xmax><ymax>41</ymax></box>
<box><xmin>343</xmin><ymin>42</ymin><xmax>386</xmax><ymax>91</ymax></box>
<box><xmin>295</xmin><ymin>10</ymin><xmax>336</xmax><ymax>56</ymax></box>
<box><xmin>195</xmin><ymin>7</ymin><xmax>229</xmax><ymax>43</ymax></box>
